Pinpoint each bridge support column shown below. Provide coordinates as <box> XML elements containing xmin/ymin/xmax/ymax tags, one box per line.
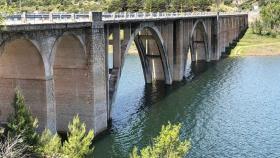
<box><xmin>121</xmin><ymin>24</ymin><xmax>131</xmax><ymax>57</ymax></box>
<box><xmin>205</xmin><ymin>19</ymin><xmax>212</xmax><ymax>62</ymax></box>
<box><xmin>104</xmin><ymin>25</ymin><xmax>110</xmax><ymax>121</ymax></box>
<box><xmin>39</xmin><ymin>37</ymin><xmax>57</xmax><ymax>133</ymax></box>
<box><xmin>221</xmin><ymin>18</ymin><xmax>226</xmax><ymax>53</ymax></box>
<box><xmin>113</xmin><ymin>24</ymin><xmax>121</xmax><ymax>69</ymax></box>
<box><xmin>173</xmin><ymin>20</ymin><xmax>185</xmax><ymax>81</ymax></box>
<box><xmin>147</xmin><ymin>37</ymin><xmax>165</xmax><ymax>81</ymax></box>
<box><xmin>160</xmin><ymin>22</ymin><xmax>174</xmax><ymax>80</ymax></box>
<box><xmin>90</xmin><ymin>12</ymin><xmax>108</xmax><ymax>134</ymax></box>
<box><xmin>229</xmin><ymin>18</ymin><xmax>234</xmax><ymax>44</ymax></box>
<box><xmin>45</xmin><ymin>78</ymin><xmax>56</xmax><ymax>132</ymax></box>
<box><xmin>212</xmin><ymin>16</ymin><xmax>219</xmax><ymax>61</ymax></box>
<box><xmin>226</xmin><ymin>18</ymin><xmax>230</xmax><ymax>48</ymax></box>
<box><xmin>234</xmin><ymin>17</ymin><xmax>238</xmax><ymax>41</ymax></box>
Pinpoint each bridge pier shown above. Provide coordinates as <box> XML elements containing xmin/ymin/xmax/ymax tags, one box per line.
<box><xmin>39</xmin><ymin>37</ymin><xmax>57</xmax><ymax>133</ymax></box>
<box><xmin>160</xmin><ymin>22</ymin><xmax>174</xmax><ymax>80</ymax></box>
<box><xmin>89</xmin><ymin>12</ymin><xmax>108</xmax><ymax>134</ymax></box>
<box><xmin>173</xmin><ymin>20</ymin><xmax>185</xmax><ymax>81</ymax></box>
<box><xmin>147</xmin><ymin>37</ymin><xmax>165</xmax><ymax>81</ymax></box>
<box><xmin>113</xmin><ymin>24</ymin><xmax>121</xmax><ymax>69</ymax></box>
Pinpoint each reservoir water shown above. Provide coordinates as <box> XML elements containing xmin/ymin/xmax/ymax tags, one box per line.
<box><xmin>93</xmin><ymin>54</ymin><xmax>280</xmax><ymax>158</ymax></box>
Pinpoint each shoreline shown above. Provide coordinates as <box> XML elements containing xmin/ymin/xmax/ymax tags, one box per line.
<box><xmin>230</xmin><ymin>29</ymin><xmax>280</xmax><ymax>57</ymax></box>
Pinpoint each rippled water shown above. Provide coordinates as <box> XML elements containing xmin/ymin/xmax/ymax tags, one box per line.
<box><xmin>93</xmin><ymin>55</ymin><xmax>280</xmax><ymax>158</ymax></box>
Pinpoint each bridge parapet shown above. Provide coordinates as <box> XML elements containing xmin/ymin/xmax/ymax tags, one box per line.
<box><xmin>3</xmin><ymin>12</ymin><xmax>248</xmax><ymax>25</ymax></box>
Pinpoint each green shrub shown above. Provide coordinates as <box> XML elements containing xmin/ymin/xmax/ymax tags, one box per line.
<box><xmin>0</xmin><ymin>3</ymin><xmax>14</xmax><ymax>25</ymax></box>
<box><xmin>62</xmin><ymin>115</ymin><xmax>94</xmax><ymax>158</ymax></box>
<box><xmin>130</xmin><ymin>122</ymin><xmax>191</xmax><ymax>158</ymax></box>
<box><xmin>37</xmin><ymin>115</ymin><xmax>95</xmax><ymax>158</ymax></box>
<box><xmin>6</xmin><ymin>89</ymin><xmax>39</xmax><ymax>147</ymax></box>
<box><xmin>252</xmin><ymin>20</ymin><xmax>263</xmax><ymax>35</ymax></box>
<box><xmin>37</xmin><ymin>129</ymin><xmax>62</xmax><ymax>158</ymax></box>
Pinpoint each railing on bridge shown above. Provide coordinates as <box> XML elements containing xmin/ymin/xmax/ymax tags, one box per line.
<box><xmin>3</xmin><ymin>12</ymin><xmax>247</xmax><ymax>25</ymax></box>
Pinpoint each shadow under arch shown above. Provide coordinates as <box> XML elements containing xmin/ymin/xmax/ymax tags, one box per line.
<box><xmin>50</xmin><ymin>32</ymin><xmax>86</xmax><ymax>70</ymax></box>
<box><xmin>189</xmin><ymin>20</ymin><xmax>210</xmax><ymax>74</ymax></box>
<box><xmin>108</xmin><ymin>24</ymin><xmax>173</xmax><ymax>119</ymax></box>
<box><xmin>0</xmin><ymin>37</ymin><xmax>47</xmax><ymax>130</ymax></box>
<box><xmin>51</xmin><ymin>32</ymin><xmax>90</xmax><ymax>132</ymax></box>
<box><xmin>122</xmin><ymin>24</ymin><xmax>172</xmax><ymax>85</ymax></box>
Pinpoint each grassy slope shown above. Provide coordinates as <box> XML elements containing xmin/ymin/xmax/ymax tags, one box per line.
<box><xmin>230</xmin><ymin>29</ymin><xmax>280</xmax><ymax>56</ymax></box>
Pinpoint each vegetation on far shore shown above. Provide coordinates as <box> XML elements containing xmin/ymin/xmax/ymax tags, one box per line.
<box><xmin>231</xmin><ymin>0</ymin><xmax>280</xmax><ymax>56</ymax></box>
<box><xmin>0</xmin><ymin>0</ymin><xmax>237</xmax><ymax>13</ymax></box>
<box><xmin>251</xmin><ymin>0</ymin><xmax>280</xmax><ymax>37</ymax></box>
<box><xmin>230</xmin><ymin>29</ymin><xmax>280</xmax><ymax>56</ymax></box>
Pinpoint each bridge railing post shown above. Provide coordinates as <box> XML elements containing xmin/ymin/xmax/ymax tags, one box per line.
<box><xmin>71</xmin><ymin>13</ymin><xmax>75</xmax><ymax>22</ymax></box>
<box><xmin>88</xmin><ymin>12</ymin><xmax>92</xmax><ymax>21</ymax></box>
<box><xmin>21</xmin><ymin>12</ymin><xmax>26</xmax><ymax>24</ymax></box>
<box><xmin>49</xmin><ymin>13</ymin><xmax>53</xmax><ymax>23</ymax></box>
<box><xmin>113</xmin><ymin>12</ymin><xmax>116</xmax><ymax>20</ymax></box>
<box><xmin>124</xmin><ymin>12</ymin><xmax>127</xmax><ymax>19</ymax></box>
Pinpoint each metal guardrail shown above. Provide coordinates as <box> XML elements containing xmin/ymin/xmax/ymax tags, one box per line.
<box><xmin>3</xmin><ymin>12</ymin><xmax>247</xmax><ymax>25</ymax></box>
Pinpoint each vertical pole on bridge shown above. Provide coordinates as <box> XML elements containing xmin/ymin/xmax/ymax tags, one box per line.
<box><xmin>90</xmin><ymin>12</ymin><xmax>108</xmax><ymax>134</ymax></box>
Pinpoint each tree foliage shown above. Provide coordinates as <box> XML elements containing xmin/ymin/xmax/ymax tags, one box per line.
<box><xmin>0</xmin><ymin>2</ymin><xmax>14</xmax><ymax>25</ymax></box>
<box><xmin>37</xmin><ymin>115</ymin><xmax>94</xmax><ymax>158</ymax></box>
<box><xmin>2</xmin><ymin>90</ymin><xmax>95</xmax><ymax>158</ymax></box>
<box><xmin>0</xmin><ymin>0</ymin><xmax>216</xmax><ymax>13</ymax></box>
<box><xmin>37</xmin><ymin>129</ymin><xmax>62</xmax><ymax>158</ymax></box>
<box><xmin>252</xmin><ymin>0</ymin><xmax>280</xmax><ymax>37</ymax></box>
<box><xmin>62</xmin><ymin>115</ymin><xmax>94</xmax><ymax>158</ymax></box>
<box><xmin>6</xmin><ymin>89</ymin><xmax>39</xmax><ymax>147</ymax></box>
<box><xmin>130</xmin><ymin>122</ymin><xmax>191</xmax><ymax>158</ymax></box>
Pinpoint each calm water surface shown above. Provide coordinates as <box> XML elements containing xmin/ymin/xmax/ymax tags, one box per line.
<box><xmin>93</xmin><ymin>55</ymin><xmax>280</xmax><ymax>158</ymax></box>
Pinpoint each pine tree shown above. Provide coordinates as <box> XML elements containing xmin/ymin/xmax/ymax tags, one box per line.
<box><xmin>6</xmin><ymin>89</ymin><xmax>39</xmax><ymax>147</ymax></box>
<box><xmin>62</xmin><ymin>115</ymin><xmax>94</xmax><ymax>158</ymax></box>
<box><xmin>130</xmin><ymin>122</ymin><xmax>191</xmax><ymax>158</ymax></box>
<box><xmin>37</xmin><ymin>129</ymin><xmax>62</xmax><ymax>157</ymax></box>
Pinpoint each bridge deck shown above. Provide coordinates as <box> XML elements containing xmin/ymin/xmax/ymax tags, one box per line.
<box><xmin>2</xmin><ymin>12</ymin><xmax>247</xmax><ymax>25</ymax></box>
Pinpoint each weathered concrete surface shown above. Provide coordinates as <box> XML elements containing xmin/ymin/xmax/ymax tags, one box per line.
<box><xmin>0</xmin><ymin>39</ymin><xmax>47</xmax><ymax>131</ymax></box>
<box><xmin>0</xmin><ymin>12</ymin><xmax>248</xmax><ymax>135</ymax></box>
<box><xmin>53</xmin><ymin>34</ymin><xmax>91</xmax><ymax>132</ymax></box>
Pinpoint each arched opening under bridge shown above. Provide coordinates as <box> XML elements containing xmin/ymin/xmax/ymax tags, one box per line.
<box><xmin>52</xmin><ymin>34</ymin><xmax>91</xmax><ymax>132</ymax></box>
<box><xmin>108</xmin><ymin>25</ymin><xmax>172</xmax><ymax>118</ymax></box>
<box><xmin>189</xmin><ymin>20</ymin><xmax>209</xmax><ymax>74</ymax></box>
<box><xmin>0</xmin><ymin>38</ymin><xmax>46</xmax><ymax>130</ymax></box>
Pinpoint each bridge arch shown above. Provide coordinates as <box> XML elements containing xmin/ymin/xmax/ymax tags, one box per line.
<box><xmin>0</xmin><ymin>37</ymin><xmax>47</xmax><ymax>130</ymax></box>
<box><xmin>122</xmin><ymin>24</ymin><xmax>172</xmax><ymax>84</ymax></box>
<box><xmin>51</xmin><ymin>32</ymin><xmax>91</xmax><ymax>132</ymax></box>
<box><xmin>190</xmin><ymin>20</ymin><xmax>209</xmax><ymax>62</ymax></box>
<box><xmin>187</xmin><ymin>20</ymin><xmax>209</xmax><ymax>74</ymax></box>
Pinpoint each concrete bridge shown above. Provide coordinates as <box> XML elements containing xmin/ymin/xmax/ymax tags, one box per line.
<box><xmin>0</xmin><ymin>12</ymin><xmax>248</xmax><ymax>135</ymax></box>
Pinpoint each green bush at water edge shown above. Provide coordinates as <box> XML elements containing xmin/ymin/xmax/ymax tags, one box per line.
<box><xmin>130</xmin><ymin>122</ymin><xmax>191</xmax><ymax>158</ymax></box>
